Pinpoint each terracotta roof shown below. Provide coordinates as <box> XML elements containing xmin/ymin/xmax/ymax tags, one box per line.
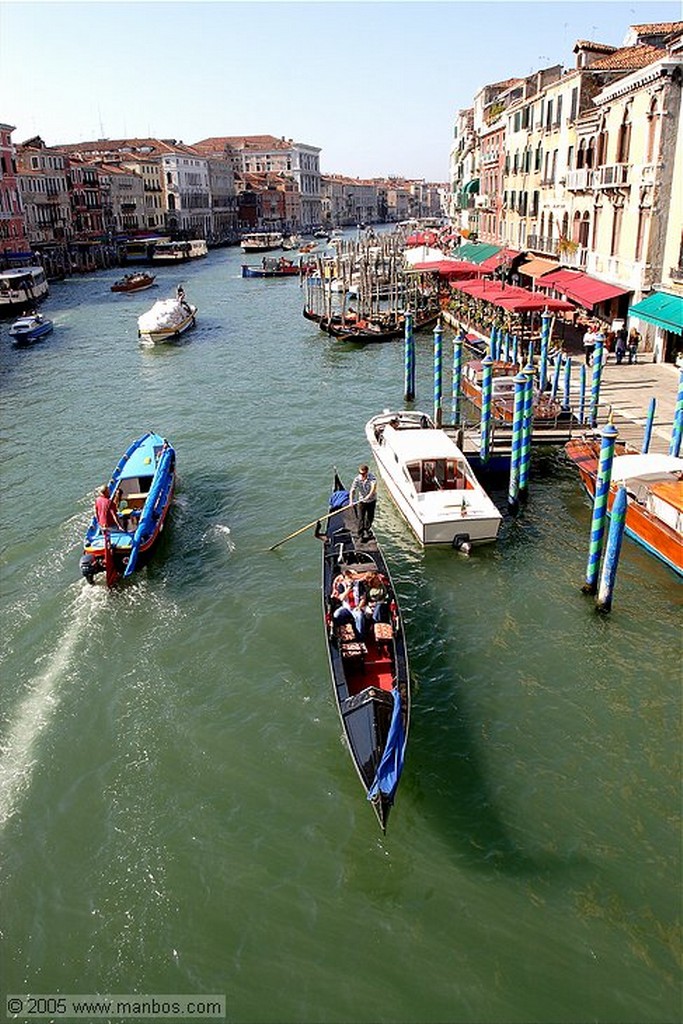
<box><xmin>589</xmin><ymin>43</ymin><xmax>665</xmax><ymax>71</ymax></box>
<box><xmin>193</xmin><ymin>135</ymin><xmax>291</xmax><ymax>152</ymax></box>
<box><xmin>574</xmin><ymin>40</ymin><xmax>618</xmax><ymax>53</ymax></box>
<box><xmin>629</xmin><ymin>22</ymin><xmax>683</xmax><ymax>33</ymax></box>
<box><xmin>54</xmin><ymin>138</ymin><xmax>200</xmax><ymax>158</ymax></box>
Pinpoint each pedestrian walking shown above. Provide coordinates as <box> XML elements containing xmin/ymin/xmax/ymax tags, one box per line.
<box><xmin>628</xmin><ymin>328</ymin><xmax>641</xmax><ymax>364</ymax></box>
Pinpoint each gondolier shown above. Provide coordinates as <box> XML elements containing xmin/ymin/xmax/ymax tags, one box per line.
<box><xmin>350</xmin><ymin>464</ymin><xmax>377</xmax><ymax>541</ymax></box>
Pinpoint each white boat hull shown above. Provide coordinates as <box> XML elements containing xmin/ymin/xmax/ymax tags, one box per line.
<box><xmin>366</xmin><ymin>411</ymin><xmax>502</xmax><ymax>547</ymax></box>
<box><xmin>138</xmin><ymin>304</ymin><xmax>197</xmax><ymax>346</ymax></box>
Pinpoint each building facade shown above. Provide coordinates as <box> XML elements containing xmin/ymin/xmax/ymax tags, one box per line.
<box><xmin>0</xmin><ymin>123</ymin><xmax>29</xmax><ymax>257</ymax></box>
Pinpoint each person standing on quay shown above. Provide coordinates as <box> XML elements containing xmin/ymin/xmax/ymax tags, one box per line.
<box><xmin>350</xmin><ymin>464</ymin><xmax>377</xmax><ymax>541</ymax></box>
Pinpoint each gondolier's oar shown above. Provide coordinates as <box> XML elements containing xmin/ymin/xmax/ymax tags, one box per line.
<box><xmin>268</xmin><ymin>500</ymin><xmax>359</xmax><ymax>551</ymax></box>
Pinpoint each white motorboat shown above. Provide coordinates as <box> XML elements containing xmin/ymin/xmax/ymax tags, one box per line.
<box><xmin>365</xmin><ymin>410</ymin><xmax>502</xmax><ymax>547</ymax></box>
<box><xmin>0</xmin><ymin>266</ymin><xmax>49</xmax><ymax>312</ymax></box>
<box><xmin>137</xmin><ymin>297</ymin><xmax>197</xmax><ymax>346</ymax></box>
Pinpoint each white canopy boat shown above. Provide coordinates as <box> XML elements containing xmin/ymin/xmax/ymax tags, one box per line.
<box><xmin>137</xmin><ymin>296</ymin><xmax>197</xmax><ymax>346</ymax></box>
<box><xmin>365</xmin><ymin>410</ymin><xmax>502</xmax><ymax>548</ymax></box>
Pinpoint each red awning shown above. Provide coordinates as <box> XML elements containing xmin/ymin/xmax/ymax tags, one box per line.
<box><xmin>541</xmin><ymin>269</ymin><xmax>630</xmax><ymax>307</ymax></box>
<box><xmin>477</xmin><ymin>248</ymin><xmax>521</xmax><ymax>273</ymax></box>
<box><xmin>452</xmin><ymin>279</ymin><xmax>574</xmax><ymax>313</ymax></box>
<box><xmin>410</xmin><ymin>259</ymin><xmax>482</xmax><ymax>279</ymax></box>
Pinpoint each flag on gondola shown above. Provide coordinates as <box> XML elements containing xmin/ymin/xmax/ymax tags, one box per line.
<box><xmin>367</xmin><ymin>688</ymin><xmax>405</xmax><ymax>802</ymax></box>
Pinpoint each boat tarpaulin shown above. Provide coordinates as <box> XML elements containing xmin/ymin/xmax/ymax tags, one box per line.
<box><xmin>542</xmin><ymin>269</ymin><xmax>630</xmax><ymax>308</ymax></box>
<box><xmin>628</xmin><ymin>292</ymin><xmax>683</xmax><ymax>335</ymax></box>
<box><xmin>367</xmin><ymin>687</ymin><xmax>405</xmax><ymax>802</ymax></box>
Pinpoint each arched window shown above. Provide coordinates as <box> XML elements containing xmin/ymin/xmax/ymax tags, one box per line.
<box><xmin>586</xmin><ymin>137</ymin><xmax>595</xmax><ymax>169</ymax></box>
<box><xmin>646</xmin><ymin>98</ymin><xmax>658</xmax><ymax>162</ymax></box>
<box><xmin>547</xmin><ymin>212</ymin><xmax>554</xmax><ymax>248</ymax></box>
<box><xmin>572</xmin><ymin>210</ymin><xmax>582</xmax><ymax>243</ymax></box>
<box><xmin>561</xmin><ymin>212</ymin><xmax>569</xmax><ymax>239</ymax></box>
<box><xmin>617</xmin><ymin>104</ymin><xmax>632</xmax><ymax>163</ymax></box>
<box><xmin>579</xmin><ymin>211</ymin><xmax>590</xmax><ymax>248</ymax></box>
<box><xmin>168</xmin><ymin>194</ymin><xmax>176</xmax><ymax>211</ymax></box>
<box><xmin>577</xmin><ymin>139</ymin><xmax>586</xmax><ymax>169</ymax></box>
<box><xmin>597</xmin><ymin>127</ymin><xmax>609</xmax><ymax>166</ymax></box>
<box><xmin>166</xmin><ymin>171</ymin><xmax>172</xmax><ymax>185</ymax></box>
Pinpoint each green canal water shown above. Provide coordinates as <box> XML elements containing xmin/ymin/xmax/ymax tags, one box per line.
<box><xmin>0</xmin><ymin>245</ymin><xmax>680</xmax><ymax>1024</ymax></box>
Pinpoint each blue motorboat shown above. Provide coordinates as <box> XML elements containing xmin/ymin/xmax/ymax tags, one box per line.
<box><xmin>80</xmin><ymin>432</ymin><xmax>176</xmax><ymax>586</ymax></box>
<box><xmin>9</xmin><ymin>312</ymin><xmax>54</xmax><ymax>346</ymax></box>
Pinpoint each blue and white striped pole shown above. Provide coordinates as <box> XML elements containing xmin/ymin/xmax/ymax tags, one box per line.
<box><xmin>550</xmin><ymin>348</ymin><xmax>562</xmax><ymax>401</ymax></box>
<box><xmin>519</xmin><ymin>364</ymin><xmax>534</xmax><ymax>498</ymax></box>
<box><xmin>480</xmin><ymin>354</ymin><xmax>494</xmax><ymax>464</ymax></box>
<box><xmin>539</xmin><ymin>310</ymin><xmax>551</xmax><ymax>392</ymax></box>
<box><xmin>404</xmin><ymin>311</ymin><xmax>415</xmax><ymax>402</ymax></box>
<box><xmin>490</xmin><ymin>324</ymin><xmax>498</xmax><ymax>361</ymax></box>
<box><xmin>578</xmin><ymin>363</ymin><xmax>587</xmax><ymax>425</ymax></box>
<box><xmin>433</xmin><ymin>318</ymin><xmax>443</xmax><ymax>427</ymax></box>
<box><xmin>589</xmin><ymin>339</ymin><xmax>604</xmax><ymax>428</ymax></box>
<box><xmin>596</xmin><ymin>484</ymin><xmax>628</xmax><ymax>613</ymax></box>
<box><xmin>512</xmin><ymin>334</ymin><xmax>519</xmax><ymax>366</ymax></box>
<box><xmin>668</xmin><ymin>370</ymin><xmax>683</xmax><ymax>457</ymax></box>
<box><xmin>562</xmin><ymin>355</ymin><xmax>572</xmax><ymax>411</ymax></box>
<box><xmin>452</xmin><ymin>334</ymin><xmax>464</xmax><ymax>425</ymax></box>
<box><xmin>508</xmin><ymin>372</ymin><xmax>528</xmax><ymax>512</ymax></box>
<box><xmin>642</xmin><ymin>397</ymin><xmax>656</xmax><ymax>453</ymax></box>
<box><xmin>582</xmin><ymin>421</ymin><xmax>618</xmax><ymax>595</ymax></box>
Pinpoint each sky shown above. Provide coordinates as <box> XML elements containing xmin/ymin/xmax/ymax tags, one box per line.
<box><xmin>1</xmin><ymin>0</ymin><xmax>681</xmax><ymax>181</ymax></box>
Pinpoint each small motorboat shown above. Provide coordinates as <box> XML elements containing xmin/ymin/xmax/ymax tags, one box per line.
<box><xmin>365</xmin><ymin>410</ymin><xmax>502</xmax><ymax>547</ymax></box>
<box><xmin>565</xmin><ymin>437</ymin><xmax>683</xmax><ymax>577</ymax></box>
<box><xmin>111</xmin><ymin>272</ymin><xmax>156</xmax><ymax>293</ymax></box>
<box><xmin>241</xmin><ymin>257</ymin><xmax>300</xmax><ymax>278</ymax></box>
<box><xmin>9</xmin><ymin>312</ymin><xmax>54</xmax><ymax>346</ymax></box>
<box><xmin>79</xmin><ymin>431</ymin><xmax>176</xmax><ymax>587</ymax></box>
<box><xmin>137</xmin><ymin>296</ymin><xmax>197</xmax><ymax>345</ymax></box>
<box><xmin>318</xmin><ymin>472</ymin><xmax>411</xmax><ymax>831</ymax></box>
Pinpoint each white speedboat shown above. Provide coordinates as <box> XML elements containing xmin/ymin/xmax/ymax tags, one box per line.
<box><xmin>365</xmin><ymin>410</ymin><xmax>502</xmax><ymax>547</ymax></box>
<box><xmin>137</xmin><ymin>297</ymin><xmax>197</xmax><ymax>346</ymax></box>
<box><xmin>9</xmin><ymin>312</ymin><xmax>54</xmax><ymax>346</ymax></box>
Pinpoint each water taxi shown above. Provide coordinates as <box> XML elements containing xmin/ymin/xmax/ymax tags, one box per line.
<box><xmin>240</xmin><ymin>232</ymin><xmax>283</xmax><ymax>253</ymax></box>
<box><xmin>365</xmin><ymin>410</ymin><xmax>502</xmax><ymax>547</ymax></box>
<box><xmin>0</xmin><ymin>267</ymin><xmax>49</xmax><ymax>312</ymax></box>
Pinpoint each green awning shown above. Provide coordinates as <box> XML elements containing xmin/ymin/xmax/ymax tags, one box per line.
<box><xmin>456</xmin><ymin>242</ymin><xmax>501</xmax><ymax>265</ymax></box>
<box><xmin>629</xmin><ymin>292</ymin><xmax>683</xmax><ymax>335</ymax></box>
<box><xmin>462</xmin><ymin>179</ymin><xmax>480</xmax><ymax>194</ymax></box>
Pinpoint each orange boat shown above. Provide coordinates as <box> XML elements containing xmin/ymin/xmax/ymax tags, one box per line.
<box><xmin>111</xmin><ymin>272</ymin><xmax>156</xmax><ymax>293</ymax></box>
<box><xmin>461</xmin><ymin>358</ymin><xmax>569</xmax><ymax>426</ymax></box>
<box><xmin>565</xmin><ymin>437</ymin><xmax>683</xmax><ymax>577</ymax></box>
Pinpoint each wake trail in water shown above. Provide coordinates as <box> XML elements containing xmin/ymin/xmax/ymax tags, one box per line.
<box><xmin>0</xmin><ymin>585</ymin><xmax>106</xmax><ymax>830</ymax></box>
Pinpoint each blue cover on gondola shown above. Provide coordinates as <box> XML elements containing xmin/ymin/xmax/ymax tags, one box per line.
<box><xmin>329</xmin><ymin>489</ymin><xmax>349</xmax><ymax>511</ymax></box>
<box><xmin>367</xmin><ymin>688</ymin><xmax>405</xmax><ymax>802</ymax></box>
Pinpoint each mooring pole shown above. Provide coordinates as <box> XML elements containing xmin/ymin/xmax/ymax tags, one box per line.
<box><xmin>519</xmin><ymin>363</ymin><xmax>534</xmax><ymax>499</ymax></box>
<box><xmin>480</xmin><ymin>354</ymin><xmax>494</xmax><ymax>464</ymax></box>
<box><xmin>595</xmin><ymin>484</ymin><xmax>628</xmax><ymax>613</ymax></box>
<box><xmin>582</xmin><ymin>421</ymin><xmax>618</xmax><ymax>595</ymax></box>
<box><xmin>404</xmin><ymin>311</ymin><xmax>415</xmax><ymax>402</ymax></box>
<box><xmin>589</xmin><ymin>339</ymin><xmax>604</xmax><ymax>429</ymax></box>
<box><xmin>433</xmin><ymin>318</ymin><xmax>443</xmax><ymax>427</ymax></box>
<box><xmin>508</xmin><ymin>372</ymin><xmax>528</xmax><ymax>513</ymax></box>
<box><xmin>452</xmin><ymin>334</ymin><xmax>464</xmax><ymax>425</ymax></box>
<box><xmin>642</xmin><ymin>396</ymin><xmax>656</xmax><ymax>453</ymax></box>
<box><xmin>668</xmin><ymin>370</ymin><xmax>683</xmax><ymax>457</ymax></box>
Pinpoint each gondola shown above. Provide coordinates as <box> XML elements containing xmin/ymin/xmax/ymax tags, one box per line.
<box><xmin>318</xmin><ymin>472</ymin><xmax>410</xmax><ymax>831</ymax></box>
<box><xmin>79</xmin><ymin>431</ymin><xmax>176</xmax><ymax>587</ymax></box>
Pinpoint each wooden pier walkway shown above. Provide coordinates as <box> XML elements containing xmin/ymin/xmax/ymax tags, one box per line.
<box><xmin>592</xmin><ymin>359</ymin><xmax>680</xmax><ymax>454</ymax></box>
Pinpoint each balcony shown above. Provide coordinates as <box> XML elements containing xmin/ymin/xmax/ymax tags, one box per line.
<box><xmin>474</xmin><ymin>194</ymin><xmax>492</xmax><ymax>209</ymax></box>
<box><xmin>592</xmin><ymin>164</ymin><xmax>629</xmax><ymax>189</ymax></box>
<box><xmin>565</xmin><ymin>169</ymin><xmax>590</xmax><ymax>191</ymax></box>
<box><xmin>526</xmin><ymin>234</ymin><xmax>558</xmax><ymax>256</ymax></box>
